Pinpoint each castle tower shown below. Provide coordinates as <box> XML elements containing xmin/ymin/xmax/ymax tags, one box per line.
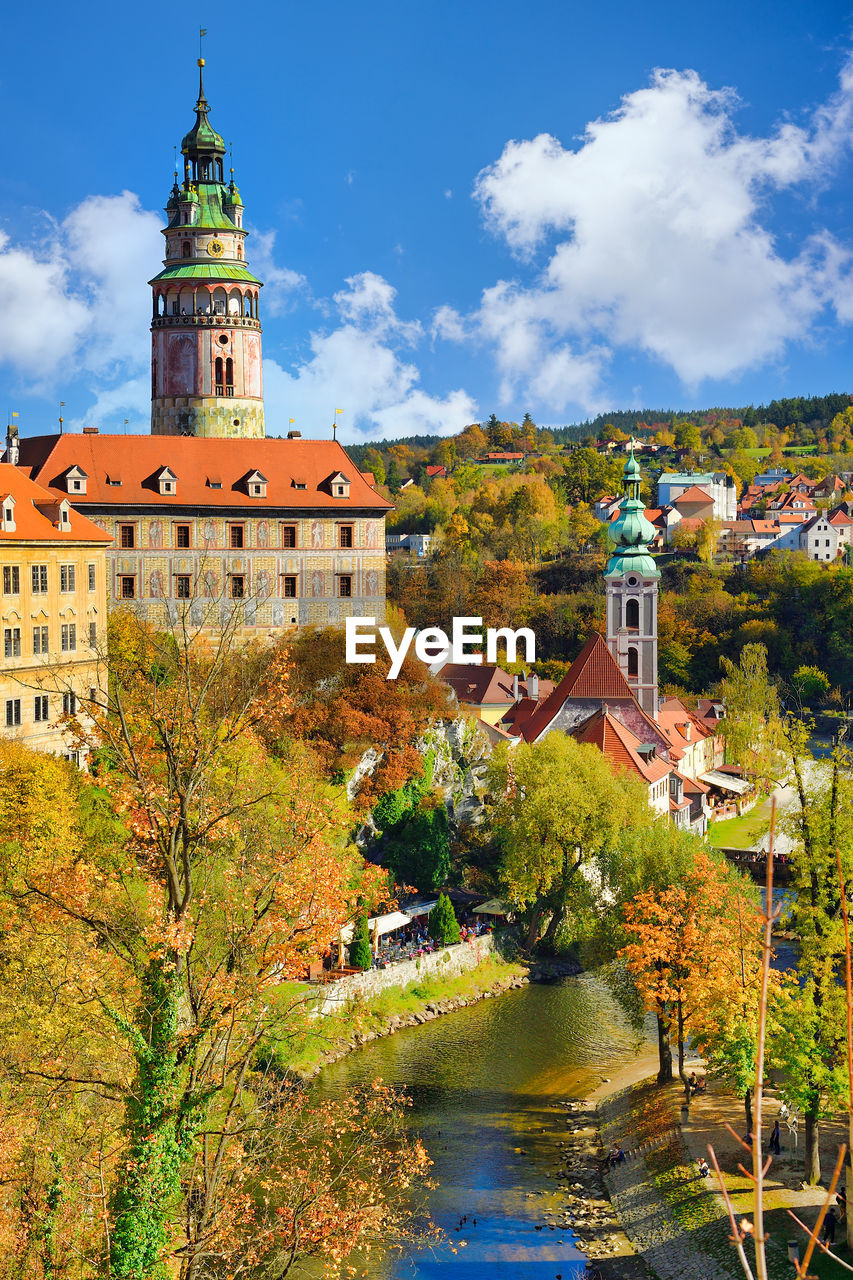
<box><xmin>604</xmin><ymin>447</ymin><xmax>660</xmax><ymax>718</ymax></box>
<box><xmin>149</xmin><ymin>60</ymin><xmax>264</xmax><ymax>438</ymax></box>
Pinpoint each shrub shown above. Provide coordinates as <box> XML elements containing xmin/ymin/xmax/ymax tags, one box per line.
<box><xmin>349</xmin><ymin>914</ymin><xmax>372</xmax><ymax>971</ymax></box>
<box><xmin>428</xmin><ymin>893</ymin><xmax>460</xmax><ymax>946</ymax></box>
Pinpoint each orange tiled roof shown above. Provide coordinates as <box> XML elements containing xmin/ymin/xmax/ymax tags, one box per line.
<box><xmin>657</xmin><ymin>697</ymin><xmax>710</xmax><ymax>759</ymax></box>
<box><xmin>673</xmin><ymin>484</ymin><xmax>713</xmax><ymax>505</ymax></box>
<box><xmin>0</xmin><ymin>463</ymin><xmax>112</xmax><ymax>543</ymax></box>
<box><xmin>514</xmin><ymin>634</ymin><xmax>632</xmax><ymax>742</ymax></box>
<box><xmin>16</xmin><ymin>434</ymin><xmax>393</xmax><ymax>512</ymax></box>
<box><xmin>572</xmin><ymin>707</ymin><xmax>671</xmax><ymax>784</ymax></box>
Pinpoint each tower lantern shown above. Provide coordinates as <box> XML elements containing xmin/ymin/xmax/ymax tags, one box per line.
<box><xmin>149</xmin><ymin>59</ymin><xmax>264</xmax><ymax>438</ymax></box>
<box><xmin>604</xmin><ymin>445</ymin><xmax>660</xmax><ymax>717</ymax></box>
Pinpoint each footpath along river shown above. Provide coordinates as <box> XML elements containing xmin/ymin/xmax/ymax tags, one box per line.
<box><xmin>315</xmin><ymin>972</ymin><xmax>656</xmax><ymax>1280</ymax></box>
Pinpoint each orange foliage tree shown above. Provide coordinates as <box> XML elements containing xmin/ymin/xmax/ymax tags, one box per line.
<box><xmin>1</xmin><ymin>610</ymin><xmax>431</xmax><ymax>1279</ymax></box>
<box><xmin>620</xmin><ymin>852</ymin><xmax>758</xmax><ymax>1111</ymax></box>
<box><xmin>279</xmin><ymin>625</ymin><xmax>453</xmax><ymax>810</ymax></box>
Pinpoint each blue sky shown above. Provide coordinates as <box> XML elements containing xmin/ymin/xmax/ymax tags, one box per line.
<box><xmin>2</xmin><ymin>0</ymin><xmax>853</xmax><ymax>442</ymax></box>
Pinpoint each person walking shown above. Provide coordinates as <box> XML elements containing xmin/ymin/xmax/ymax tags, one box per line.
<box><xmin>769</xmin><ymin>1120</ymin><xmax>781</xmax><ymax>1155</ymax></box>
<box><xmin>822</xmin><ymin>1206</ymin><xmax>838</xmax><ymax>1245</ymax></box>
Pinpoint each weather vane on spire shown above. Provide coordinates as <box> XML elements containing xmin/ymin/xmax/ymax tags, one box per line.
<box><xmin>199</xmin><ymin>26</ymin><xmax>207</xmax><ymax>60</ymax></box>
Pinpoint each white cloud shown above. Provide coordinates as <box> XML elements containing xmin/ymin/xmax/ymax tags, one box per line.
<box><xmin>247</xmin><ymin>229</ymin><xmax>307</xmax><ymax>316</ymax></box>
<box><xmin>0</xmin><ymin>192</ymin><xmax>159</xmax><ymax>389</ymax></box>
<box><xmin>264</xmin><ymin>271</ymin><xmax>477</xmax><ymax>439</ymax></box>
<box><xmin>462</xmin><ymin>59</ymin><xmax>853</xmax><ymax>408</ymax></box>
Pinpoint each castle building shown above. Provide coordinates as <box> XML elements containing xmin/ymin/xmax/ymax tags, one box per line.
<box><xmin>604</xmin><ymin>447</ymin><xmax>659</xmax><ymax>718</ymax></box>
<box><xmin>151</xmin><ymin>59</ymin><xmax>264</xmax><ymax>439</ymax></box>
<box><xmin>0</xmin><ymin>462</ymin><xmax>110</xmax><ymax>761</ymax></box>
<box><xmin>15</xmin><ymin>432</ymin><xmax>390</xmax><ymax>638</ymax></box>
<box><xmin>9</xmin><ymin>62</ymin><xmax>391</xmax><ymax>637</ymax></box>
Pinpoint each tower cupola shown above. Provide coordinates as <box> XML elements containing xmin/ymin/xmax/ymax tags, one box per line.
<box><xmin>149</xmin><ymin>59</ymin><xmax>264</xmax><ymax>439</ymax></box>
<box><xmin>604</xmin><ymin>444</ymin><xmax>660</xmax><ymax>718</ymax></box>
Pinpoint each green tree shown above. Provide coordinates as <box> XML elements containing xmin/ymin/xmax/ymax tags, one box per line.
<box><xmin>428</xmin><ymin>894</ymin><xmax>461</xmax><ymax>945</ymax></box>
<box><xmin>489</xmin><ymin>733</ymin><xmax>645</xmax><ymax>950</ymax></box>
<box><xmin>768</xmin><ymin>723</ymin><xmax>853</xmax><ymax>1184</ymax></box>
<box><xmin>349</xmin><ymin>914</ymin><xmax>373</xmax><ymax>970</ymax></box>
<box><xmin>791</xmin><ymin>664</ymin><xmax>831</xmax><ymax>706</ymax></box>
<box><xmin>719</xmin><ymin>642</ymin><xmax>782</xmax><ymax>790</ymax></box>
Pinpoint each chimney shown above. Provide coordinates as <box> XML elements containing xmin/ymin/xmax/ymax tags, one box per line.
<box><xmin>5</xmin><ymin>422</ymin><xmax>19</xmax><ymax>466</ymax></box>
<box><xmin>287</xmin><ymin>430</ymin><xmax>302</xmax><ymax>439</ymax></box>
<box><xmin>82</xmin><ymin>426</ymin><xmax>99</xmax><ymax>435</ymax></box>
<box><xmin>512</xmin><ymin>674</ymin><xmax>519</xmax><ymax>701</ymax></box>
<box><xmin>528</xmin><ymin>673</ymin><xmax>539</xmax><ymax>700</ymax></box>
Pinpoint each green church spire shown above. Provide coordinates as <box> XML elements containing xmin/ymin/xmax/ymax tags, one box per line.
<box><xmin>605</xmin><ymin>443</ymin><xmax>660</xmax><ymax>579</ymax></box>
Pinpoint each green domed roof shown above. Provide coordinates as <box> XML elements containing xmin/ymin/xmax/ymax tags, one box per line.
<box><xmin>181</xmin><ymin>61</ymin><xmax>226</xmax><ymax>158</ymax></box>
<box><xmin>604</xmin><ymin>445</ymin><xmax>660</xmax><ymax>580</ymax></box>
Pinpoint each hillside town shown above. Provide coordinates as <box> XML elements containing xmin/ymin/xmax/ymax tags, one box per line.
<box><xmin>3</xmin><ymin>29</ymin><xmax>853</xmax><ymax>1280</ymax></box>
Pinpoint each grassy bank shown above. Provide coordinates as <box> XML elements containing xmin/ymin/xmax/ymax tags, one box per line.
<box><xmin>709</xmin><ymin>797</ymin><xmax>773</xmax><ymax>850</ymax></box>
<box><xmin>280</xmin><ymin>953</ymin><xmax>529</xmax><ymax>1076</ymax></box>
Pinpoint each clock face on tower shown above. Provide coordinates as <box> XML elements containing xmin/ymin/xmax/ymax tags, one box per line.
<box><xmin>207</xmin><ymin>239</ymin><xmax>225</xmax><ymax>258</ymax></box>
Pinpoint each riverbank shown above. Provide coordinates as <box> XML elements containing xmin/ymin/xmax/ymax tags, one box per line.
<box><xmin>591</xmin><ymin>1067</ymin><xmax>853</xmax><ymax>1280</ymax></box>
<box><xmin>289</xmin><ymin>951</ymin><xmax>539</xmax><ymax>1077</ymax></box>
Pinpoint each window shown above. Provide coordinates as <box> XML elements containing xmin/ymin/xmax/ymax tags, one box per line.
<box><xmin>119</xmin><ymin>524</ymin><xmax>136</xmax><ymax>549</ymax></box>
<box><xmin>627</xmin><ymin>646</ymin><xmax>639</xmax><ymax>678</ymax></box>
<box><xmin>338</xmin><ymin>525</ymin><xmax>354</xmax><ymax>549</ymax></box>
<box><xmin>89</xmin><ymin>622</ymin><xmax>97</xmax><ymax>648</ymax></box>
<box><xmin>283</xmin><ymin>575</ymin><xmax>297</xmax><ymax>598</ymax></box>
<box><xmin>2</xmin><ymin>565</ymin><xmax>20</xmax><ymax>594</ymax></box>
<box><xmin>281</xmin><ymin>524</ymin><xmax>297</xmax><ymax>548</ymax></box>
<box><xmin>229</xmin><ymin>524</ymin><xmax>245</xmax><ymax>549</ymax></box>
<box><xmin>33</xmin><ymin>626</ymin><xmax>48</xmax><ymax>655</ymax></box>
<box><xmin>338</xmin><ymin>575</ymin><xmax>352</xmax><ymax>598</ymax></box>
<box><xmin>175</xmin><ymin>575</ymin><xmax>191</xmax><ymax>599</ymax></box>
<box><xmin>215</xmin><ymin>356</ymin><xmax>224</xmax><ymax>395</ymax></box>
<box><xmin>88</xmin><ymin>563</ymin><xmax>96</xmax><ymax>591</ymax></box>
<box><xmin>62</xmin><ymin>692</ymin><xmax>77</xmax><ymax>716</ymax></box>
<box><xmin>4</xmin><ymin>628</ymin><xmax>21</xmax><ymax>658</ymax></box>
<box><xmin>625</xmin><ymin>598</ymin><xmax>640</xmax><ymax>629</ymax></box>
<box><xmin>230</xmin><ymin>575</ymin><xmax>245</xmax><ymax>599</ymax></box>
<box><xmin>34</xmin><ymin>695</ymin><xmax>48</xmax><ymax>723</ymax></box>
<box><xmin>175</xmin><ymin>524</ymin><xmax>191</xmax><ymax>548</ymax></box>
<box><xmin>60</xmin><ymin>564</ymin><xmax>76</xmax><ymax>592</ymax></box>
<box><xmin>5</xmin><ymin>699</ymin><xmax>21</xmax><ymax>727</ymax></box>
<box><xmin>61</xmin><ymin>624</ymin><xmax>77</xmax><ymax>653</ymax></box>
<box><xmin>119</xmin><ymin>576</ymin><xmax>136</xmax><ymax>599</ymax></box>
<box><xmin>31</xmin><ymin>564</ymin><xmax>48</xmax><ymax>593</ymax></box>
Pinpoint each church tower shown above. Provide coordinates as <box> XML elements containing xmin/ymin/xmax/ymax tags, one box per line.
<box><xmin>149</xmin><ymin>60</ymin><xmax>265</xmax><ymax>438</ymax></box>
<box><xmin>604</xmin><ymin>447</ymin><xmax>660</xmax><ymax>718</ymax></box>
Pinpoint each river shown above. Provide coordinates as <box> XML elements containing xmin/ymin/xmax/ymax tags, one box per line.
<box><xmin>314</xmin><ymin>972</ymin><xmax>654</xmax><ymax>1280</ymax></box>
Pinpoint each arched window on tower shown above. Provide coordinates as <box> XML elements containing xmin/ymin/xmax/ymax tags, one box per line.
<box><xmin>625</xmin><ymin>598</ymin><xmax>640</xmax><ymax>630</ymax></box>
<box><xmin>215</xmin><ymin>357</ymin><xmax>224</xmax><ymax>395</ymax></box>
<box><xmin>182</xmin><ymin>240</ymin><xmax>191</xmax><ymax>258</ymax></box>
<box><xmin>627</xmin><ymin>647</ymin><xmax>639</xmax><ymax>678</ymax></box>
<box><xmin>225</xmin><ymin>357</ymin><xmax>234</xmax><ymax>396</ymax></box>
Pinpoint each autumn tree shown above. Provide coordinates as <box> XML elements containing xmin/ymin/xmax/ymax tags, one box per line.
<box><xmin>489</xmin><ymin>733</ymin><xmax>646</xmax><ymax>950</ymax></box>
<box><xmin>621</xmin><ymin>853</ymin><xmax>755</xmax><ymax>1110</ymax></box>
<box><xmin>2</xmin><ymin>611</ymin><xmax>431</xmax><ymax>1279</ymax></box>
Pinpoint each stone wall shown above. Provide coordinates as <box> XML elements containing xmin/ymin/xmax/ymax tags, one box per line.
<box><xmin>314</xmin><ymin>934</ymin><xmax>496</xmax><ymax>1015</ymax></box>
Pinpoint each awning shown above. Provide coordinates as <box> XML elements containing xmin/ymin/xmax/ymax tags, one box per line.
<box><xmin>698</xmin><ymin>770</ymin><xmax>752</xmax><ymax>796</ymax></box>
<box><xmin>403</xmin><ymin>899</ymin><xmax>439</xmax><ymax>919</ymax></box>
<box><xmin>340</xmin><ymin>910</ymin><xmax>411</xmax><ymax>944</ymax></box>
<box><xmin>473</xmin><ymin>898</ymin><xmax>511</xmax><ymax>916</ymax></box>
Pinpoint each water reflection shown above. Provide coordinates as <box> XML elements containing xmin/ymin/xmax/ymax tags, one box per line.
<box><xmin>311</xmin><ymin>973</ymin><xmax>652</xmax><ymax>1280</ymax></box>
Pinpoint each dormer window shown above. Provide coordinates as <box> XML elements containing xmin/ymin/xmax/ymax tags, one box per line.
<box><xmin>57</xmin><ymin>501</ymin><xmax>71</xmax><ymax>529</ymax></box>
<box><xmin>207</xmin><ymin>477</ymin><xmax>222</xmax><ymax>490</ymax></box>
<box><xmin>65</xmin><ymin>465</ymin><xmax>88</xmax><ymax>495</ymax></box>
<box><xmin>292</xmin><ymin>479</ymin><xmax>307</xmax><ymax>491</ymax></box>
<box><xmin>328</xmin><ymin>471</ymin><xmax>351</xmax><ymax>499</ymax></box>
<box><xmin>245</xmin><ymin>470</ymin><xmax>268</xmax><ymax>499</ymax></box>
<box><xmin>1</xmin><ymin>497</ymin><xmax>15</xmax><ymax>532</ymax></box>
<box><xmin>156</xmin><ymin>466</ymin><xmax>178</xmax><ymax>496</ymax></box>
<box><xmin>106</xmin><ymin>475</ymin><xmax>122</xmax><ymax>487</ymax></box>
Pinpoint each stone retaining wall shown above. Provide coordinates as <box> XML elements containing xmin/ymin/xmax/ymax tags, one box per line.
<box><xmin>314</xmin><ymin>934</ymin><xmax>496</xmax><ymax>1015</ymax></box>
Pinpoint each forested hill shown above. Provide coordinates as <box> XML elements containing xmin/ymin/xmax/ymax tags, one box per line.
<box><xmin>342</xmin><ymin>393</ymin><xmax>851</xmax><ymax>466</ymax></box>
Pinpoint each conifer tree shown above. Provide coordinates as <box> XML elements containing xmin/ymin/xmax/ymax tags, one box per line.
<box><xmin>349</xmin><ymin>913</ymin><xmax>373</xmax><ymax>970</ymax></box>
<box><xmin>428</xmin><ymin>893</ymin><xmax>460</xmax><ymax>946</ymax></box>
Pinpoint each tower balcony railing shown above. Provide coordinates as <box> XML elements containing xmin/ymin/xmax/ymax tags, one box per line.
<box><xmin>152</xmin><ymin>313</ymin><xmax>261</xmax><ymax>330</ymax></box>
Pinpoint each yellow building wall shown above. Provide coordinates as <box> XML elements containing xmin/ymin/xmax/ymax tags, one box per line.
<box><xmin>0</xmin><ymin>539</ymin><xmax>108</xmax><ymax>761</ymax></box>
<box><xmin>86</xmin><ymin>511</ymin><xmax>387</xmax><ymax>637</ymax></box>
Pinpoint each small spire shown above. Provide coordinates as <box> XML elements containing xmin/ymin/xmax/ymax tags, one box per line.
<box><xmin>197</xmin><ymin>57</ymin><xmax>207</xmax><ymax>107</ymax></box>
